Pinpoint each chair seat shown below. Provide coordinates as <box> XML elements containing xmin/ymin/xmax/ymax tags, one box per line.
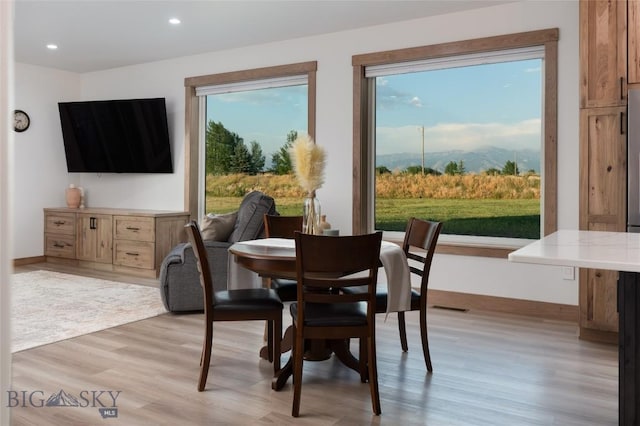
<box><xmin>343</xmin><ymin>286</ymin><xmax>420</xmax><ymax>312</ymax></box>
<box><xmin>271</xmin><ymin>278</ymin><xmax>298</xmax><ymax>301</ymax></box>
<box><xmin>214</xmin><ymin>288</ymin><xmax>283</xmax><ymax>312</ymax></box>
<box><xmin>290</xmin><ymin>301</ymin><xmax>366</xmax><ymax>327</ymax></box>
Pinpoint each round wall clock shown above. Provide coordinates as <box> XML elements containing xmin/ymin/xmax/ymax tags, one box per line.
<box><xmin>14</xmin><ymin>109</ymin><xmax>30</xmax><ymax>132</ymax></box>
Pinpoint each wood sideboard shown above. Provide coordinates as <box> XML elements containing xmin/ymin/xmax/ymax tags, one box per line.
<box><xmin>44</xmin><ymin>207</ymin><xmax>190</xmax><ymax>278</ymax></box>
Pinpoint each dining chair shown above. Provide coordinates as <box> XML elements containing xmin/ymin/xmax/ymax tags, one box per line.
<box><xmin>263</xmin><ymin>214</ymin><xmax>303</xmax><ymax>302</ymax></box>
<box><xmin>346</xmin><ymin>217</ymin><xmax>442</xmax><ymax>372</ymax></box>
<box><xmin>184</xmin><ymin>221</ymin><xmax>283</xmax><ymax>391</ymax></box>
<box><xmin>291</xmin><ymin>231</ymin><xmax>383</xmax><ymax>417</ymax></box>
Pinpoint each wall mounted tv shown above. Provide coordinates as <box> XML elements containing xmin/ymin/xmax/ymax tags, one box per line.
<box><xmin>58</xmin><ymin>97</ymin><xmax>173</xmax><ymax>173</ymax></box>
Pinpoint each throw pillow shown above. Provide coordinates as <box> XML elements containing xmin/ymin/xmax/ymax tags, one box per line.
<box><xmin>200</xmin><ymin>211</ymin><xmax>238</xmax><ymax>241</ymax></box>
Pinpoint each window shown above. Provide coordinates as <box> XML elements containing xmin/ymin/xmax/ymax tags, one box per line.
<box><xmin>184</xmin><ymin>62</ymin><xmax>317</xmax><ymax>218</ymax></box>
<box><xmin>353</xmin><ymin>29</ymin><xmax>558</xmax><ymax>253</ymax></box>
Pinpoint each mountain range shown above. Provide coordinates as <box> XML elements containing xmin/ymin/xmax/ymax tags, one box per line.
<box><xmin>376</xmin><ymin>146</ymin><xmax>540</xmax><ymax>174</ymax></box>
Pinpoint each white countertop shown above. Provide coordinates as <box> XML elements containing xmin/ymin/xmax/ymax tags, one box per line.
<box><xmin>508</xmin><ymin>230</ymin><xmax>640</xmax><ymax>273</ymax></box>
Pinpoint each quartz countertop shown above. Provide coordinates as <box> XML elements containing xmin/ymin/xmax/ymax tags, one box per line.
<box><xmin>508</xmin><ymin>230</ymin><xmax>640</xmax><ymax>273</ymax></box>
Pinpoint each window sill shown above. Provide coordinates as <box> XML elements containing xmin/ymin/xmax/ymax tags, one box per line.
<box><xmin>382</xmin><ymin>231</ymin><xmax>535</xmax><ymax>259</ymax></box>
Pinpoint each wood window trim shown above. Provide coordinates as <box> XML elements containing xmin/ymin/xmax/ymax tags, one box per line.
<box><xmin>183</xmin><ymin>61</ymin><xmax>318</xmax><ymax>219</ymax></box>
<box><xmin>352</xmin><ymin>28</ymin><xmax>559</xmax><ymax>257</ymax></box>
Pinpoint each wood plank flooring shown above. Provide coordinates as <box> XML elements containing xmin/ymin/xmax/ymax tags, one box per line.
<box><xmin>9</xmin><ymin>263</ymin><xmax>618</xmax><ymax>425</ymax></box>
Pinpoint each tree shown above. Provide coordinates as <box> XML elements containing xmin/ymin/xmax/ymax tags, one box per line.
<box><xmin>205</xmin><ymin>120</ymin><xmax>243</xmax><ymax>175</ymax></box>
<box><xmin>502</xmin><ymin>160</ymin><xmax>520</xmax><ymax>176</ymax></box>
<box><xmin>457</xmin><ymin>160</ymin><xmax>466</xmax><ymax>175</ymax></box>
<box><xmin>404</xmin><ymin>165</ymin><xmax>423</xmax><ymax>175</ymax></box>
<box><xmin>229</xmin><ymin>141</ymin><xmax>251</xmax><ymax>173</ymax></box>
<box><xmin>248</xmin><ymin>141</ymin><xmax>265</xmax><ymax>175</ymax></box>
<box><xmin>444</xmin><ymin>161</ymin><xmax>464</xmax><ymax>176</ymax></box>
<box><xmin>271</xmin><ymin>130</ymin><xmax>297</xmax><ymax>175</ymax></box>
<box><xmin>376</xmin><ymin>166</ymin><xmax>392</xmax><ymax>174</ymax></box>
<box><xmin>484</xmin><ymin>167</ymin><xmax>501</xmax><ymax>176</ymax></box>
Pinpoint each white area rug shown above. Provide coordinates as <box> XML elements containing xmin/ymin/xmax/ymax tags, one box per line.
<box><xmin>11</xmin><ymin>270</ymin><xmax>167</xmax><ymax>353</ymax></box>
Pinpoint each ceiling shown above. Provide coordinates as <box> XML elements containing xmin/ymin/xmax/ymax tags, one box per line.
<box><xmin>14</xmin><ymin>1</ymin><xmax>513</xmax><ymax>73</ymax></box>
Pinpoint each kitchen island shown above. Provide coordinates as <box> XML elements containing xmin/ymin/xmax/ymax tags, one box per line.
<box><xmin>509</xmin><ymin>230</ymin><xmax>639</xmax><ymax>426</ymax></box>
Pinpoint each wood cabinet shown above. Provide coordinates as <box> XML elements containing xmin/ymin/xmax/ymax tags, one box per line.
<box><xmin>76</xmin><ymin>213</ymin><xmax>112</xmax><ymax>264</ymax></box>
<box><xmin>580</xmin><ymin>0</ymin><xmax>627</xmax><ymax>108</ymax></box>
<box><xmin>629</xmin><ymin>0</ymin><xmax>640</xmax><ymax>84</ymax></box>
<box><xmin>579</xmin><ymin>0</ymin><xmax>632</xmax><ymax>342</ymax></box>
<box><xmin>579</xmin><ymin>107</ymin><xmax>626</xmax><ymax>341</ymax></box>
<box><xmin>44</xmin><ymin>208</ymin><xmax>189</xmax><ymax>278</ymax></box>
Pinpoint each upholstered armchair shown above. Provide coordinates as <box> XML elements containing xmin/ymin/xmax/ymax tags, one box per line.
<box><xmin>159</xmin><ymin>191</ymin><xmax>277</xmax><ymax>312</ymax></box>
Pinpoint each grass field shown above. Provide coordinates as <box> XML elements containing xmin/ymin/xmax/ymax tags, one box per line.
<box><xmin>204</xmin><ymin>173</ymin><xmax>541</xmax><ymax>239</ymax></box>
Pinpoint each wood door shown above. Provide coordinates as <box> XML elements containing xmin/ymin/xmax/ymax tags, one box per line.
<box><xmin>579</xmin><ymin>106</ymin><xmax>627</xmax><ymax>337</ymax></box>
<box><xmin>76</xmin><ymin>214</ymin><xmax>112</xmax><ymax>263</ymax></box>
<box><xmin>580</xmin><ymin>0</ymin><xmax>627</xmax><ymax>107</ymax></box>
<box><xmin>629</xmin><ymin>0</ymin><xmax>640</xmax><ymax>84</ymax></box>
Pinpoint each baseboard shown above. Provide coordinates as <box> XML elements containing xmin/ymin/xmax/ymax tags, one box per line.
<box><xmin>578</xmin><ymin>326</ymin><xmax>618</xmax><ymax>344</ymax></box>
<box><xmin>13</xmin><ymin>256</ymin><xmax>46</xmax><ymax>266</ymax></box>
<box><xmin>428</xmin><ymin>289</ymin><xmax>578</xmax><ymax>322</ymax></box>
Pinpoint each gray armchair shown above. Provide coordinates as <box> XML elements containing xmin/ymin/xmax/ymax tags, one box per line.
<box><xmin>159</xmin><ymin>191</ymin><xmax>277</xmax><ymax>312</ymax></box>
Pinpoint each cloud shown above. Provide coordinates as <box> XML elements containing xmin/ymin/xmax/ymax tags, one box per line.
<box><xmin>215</xmin><ymin>85</ymin><xmax>306</xmax><ymax>106</ymax></box>
<box><xmin>376</xmin><ymin>119</ymin><xmax>541</xmax><ymax>155</ymax></box>
<box><xmin>376</xmin><ymin>78</ymin><xmax>423</xmax><ymax>109</ymax></box>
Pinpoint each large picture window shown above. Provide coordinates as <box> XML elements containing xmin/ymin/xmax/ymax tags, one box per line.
<box><xmin>184</xmin><ymin>62</ymin><xmax>317</xmax><ymax>218</ymax></box>
<box><xmin>353</xmin><ymin>29</ymin><xmax>558</xmax><ymax>254</ymax></box>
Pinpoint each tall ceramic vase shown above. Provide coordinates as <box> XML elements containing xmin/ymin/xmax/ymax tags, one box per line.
<box><xmin>65</xmin><ymin>184</ymin><xmax>81</xmax><ymax>209</ymax></box>
<box><xmin>303</xmin><ymin>191</ymin><xmax>321</xmax><ymax>234</ymax></box>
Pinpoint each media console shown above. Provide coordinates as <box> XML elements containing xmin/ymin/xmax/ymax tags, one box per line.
<box><xmin>44</xmin><ymin>207</ymin><xmax>190</xmax><ymax>278</ymax></box>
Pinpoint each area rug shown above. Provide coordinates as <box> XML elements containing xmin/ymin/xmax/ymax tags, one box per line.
<box><xmin>11</xmin><ymin>270</ymin><xmax>167</xmax><ymax>353</ymax></box>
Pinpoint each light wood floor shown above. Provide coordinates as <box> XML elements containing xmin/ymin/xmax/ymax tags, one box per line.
<box><xmin>10</xmin><ymin>263</ymin><xmax>618</xmax><ymax>425</ymax></box>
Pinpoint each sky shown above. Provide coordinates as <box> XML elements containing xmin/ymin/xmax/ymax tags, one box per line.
<box><xmin>205</xmin><ymin>58</ymin><xmax>542</xmax><ymax>164</ymax></box>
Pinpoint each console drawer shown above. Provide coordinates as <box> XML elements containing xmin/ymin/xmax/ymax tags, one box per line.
<box><xmin>44</xmin><ymin>234</ymin><xmax>76</xmax><ymax>259</ymax></box>
<box><xmin>45</xmin><ymin>213</ymin><xmax>76</xmax><ymax>235</ymax></box>
<box><xmin>114</xmin><ymin>216</ymin><xmax>154</xmax><ymax>242</ymax></box>
<box><xmin>113</xmin><ymin>240</ymin><xmax>154</xmax><ymax>269</ymax></box>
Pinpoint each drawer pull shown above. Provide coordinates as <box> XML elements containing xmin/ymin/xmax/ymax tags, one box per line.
<box><xmin>53</xmin><ymin>221</ymin><xmax>66</xmax><ymax>226</ymax></box>
<box><xmin>53</xmin><ymin>241</ymin><xmax>68</xmax><ymax>248</ymax></box>
<box><xmin>125</xmin><ymin>252</ymin><xmax>139</xmax><ymax>256</ymax></box>
<box><xmin>125</xmin><ymin>227</ymin><xmax>140</xmax><ymax>231</ymax></box>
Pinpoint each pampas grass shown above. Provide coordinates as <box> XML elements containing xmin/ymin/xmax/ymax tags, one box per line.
<box><xmin>290</xmin><ymin>134</ymin><xmax>326</xmax><ymax>194</ymax></box>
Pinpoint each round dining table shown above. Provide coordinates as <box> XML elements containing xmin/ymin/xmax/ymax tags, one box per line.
<box><xmin>228</xmin><ymin>237</ymin><xmax>412</xmax><ymax>391</ymax></box>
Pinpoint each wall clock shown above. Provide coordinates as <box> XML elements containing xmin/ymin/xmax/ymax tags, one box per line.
<box><xmin>14</xmin><ymin>109</ymin><xmax>30</xmax><ymax>132</ymax></box>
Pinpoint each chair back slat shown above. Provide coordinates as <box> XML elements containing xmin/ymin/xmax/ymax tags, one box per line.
<box><xmin>185</xmin><ymin>221</ymin><xmax>218</xmax><ymax>312</ymax></box>
<box><xmin>264</xmin><ymin>214</ymin><xmax>303</xmax><ymax>238</ymax></box>
<box><xmin>402</xmin><ymin>218</ymin><xmax>442</xmax><ymax>294</ymax></box>
<box><xmin>295</xmin><ymin>232</ymin><xmax>382</xmax><ymax>309</ymax></box>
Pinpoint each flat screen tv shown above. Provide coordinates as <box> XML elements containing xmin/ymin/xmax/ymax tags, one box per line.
<box><xmin>58</xmin><ymin>97</ymin><xmax>173</xmax><ymax>173</ymax></box>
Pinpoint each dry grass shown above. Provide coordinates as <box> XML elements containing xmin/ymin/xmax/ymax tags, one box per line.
<box><xmin>206</xmin><ymin>173</ymin><xmax>541</xmax><ymax>200</ymax></box>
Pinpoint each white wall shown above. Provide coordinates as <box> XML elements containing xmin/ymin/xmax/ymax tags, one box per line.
<box><xmin>13</xmin><ymin>1</ymin><xmax>580</xmax><ymax>304</ymax></box>
<box><xmin>13</xmin><ymin>63</ymin><xmax>81</xmax><ymax>258</ymax></box>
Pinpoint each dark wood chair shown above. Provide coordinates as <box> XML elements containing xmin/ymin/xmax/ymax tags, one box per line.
<box><xmin>184</xmin><ymin>221</ymin><xmax>283</xmax><ymax>391</ymax></box>
<box><xmin>291</xmin><ymin>231</ymin><xmax>383</xmax><ymax>417</ymax></box>
<box><xmin>263</xmin><ymin>214</ymin><xmax>303</xmax><ymax>302</ymax></box>
<box><xmin>346</xmin><ymin>217</ymin><xmax>442</xmax><ymax>372</ymax></box>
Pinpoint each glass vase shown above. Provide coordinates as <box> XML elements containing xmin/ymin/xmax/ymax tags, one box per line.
<box><xmin>303</xmin><ymin>191</ymin><xmax>321</xmax><ymax>235</ymax></box>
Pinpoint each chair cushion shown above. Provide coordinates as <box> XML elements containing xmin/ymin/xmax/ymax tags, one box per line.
<box><xmin>200</xmin><ymin>211</ymin><xmax>238</xmax><ymax>241</ymax></box>
<box><xmin>214</xmin><ymin>288</ymin><xmax>283</xmax><ymax>312</ymax></box>
<box><xmin>228</xmin><ymin>191</ymin><xmax>277</xmax><ymax>243</ymax></box>
<box><xmin>290</xmin><ymin>302</ymin><xmax>367</xmax><ymax>327</ymax></box>
<box><xmin>271</xmin><ymin>278</ymin><xmax>298</xmax><ymax>302</ymax></box>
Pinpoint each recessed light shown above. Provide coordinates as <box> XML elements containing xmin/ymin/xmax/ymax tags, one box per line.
<box><xmin>169</xmin><ymin>18</ymin><xmax>180</xmax><ymax>25</ymax></box>
<box><xmin>46</xmin><ymin>44</ymin><xmax>58</xmax><ymax>50</ymax></box>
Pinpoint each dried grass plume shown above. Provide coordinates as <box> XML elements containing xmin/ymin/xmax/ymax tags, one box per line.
<box><xmin>290</xmin><ymin>134</ymin><xmax>326</xmax><ymax>193</ymax></box>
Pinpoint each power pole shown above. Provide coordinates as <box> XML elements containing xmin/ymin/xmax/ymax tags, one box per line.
<box><xmin>418</xmin><ymin>125</ymin><xmax>425</xmax><ymax>175</ymax></box>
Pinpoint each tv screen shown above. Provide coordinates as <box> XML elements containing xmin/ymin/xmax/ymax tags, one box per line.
<box><xmin>58</xmin><ymin>98</ymin><xmax>173</xmax><ymax>173</ymax></box>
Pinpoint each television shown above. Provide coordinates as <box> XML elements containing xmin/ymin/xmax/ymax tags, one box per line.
<box><xmin>58</xmin><ymin>98</ymin><xmax>173</xmax><ymax>173</ymax></box>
